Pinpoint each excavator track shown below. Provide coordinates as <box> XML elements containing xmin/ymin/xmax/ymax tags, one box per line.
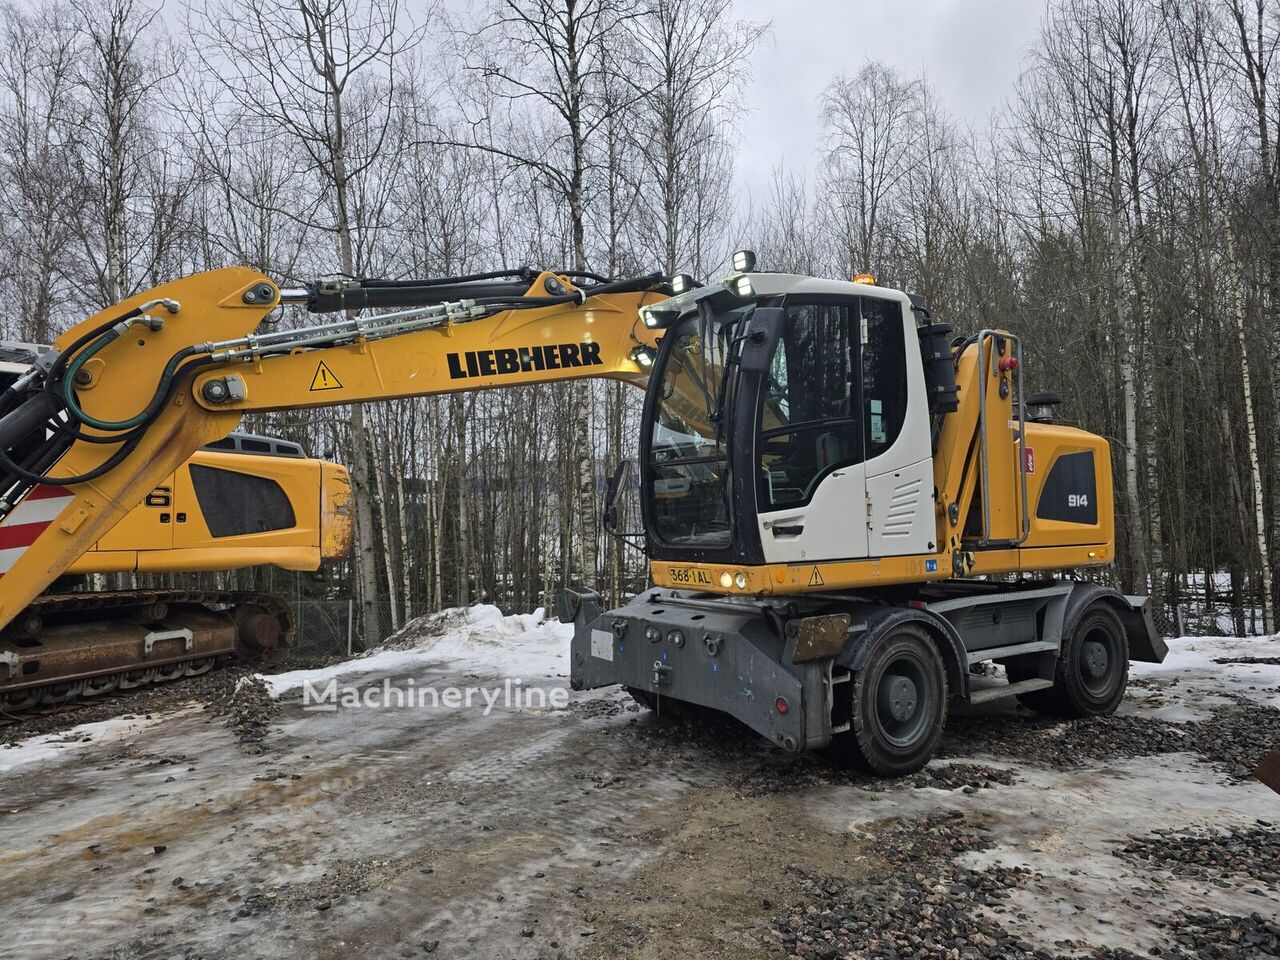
<box><xmin>0</xmin><ymin>590</ymin><xmax>293</xmax><ymax>709</ymax></box>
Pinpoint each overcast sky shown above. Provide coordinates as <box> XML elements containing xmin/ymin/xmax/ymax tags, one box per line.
<box><xmin>734</xmin><ymin>0</ymin><xmax>1048</xmax><ymax>205</ymax></box>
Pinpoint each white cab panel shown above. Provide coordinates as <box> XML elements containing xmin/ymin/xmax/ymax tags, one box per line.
<box><xmin>758</xmin><ymin>464</ymin><xmax>869</xmax><ymax>564</ymax></box>
<box><xmin>866</xmin><ymin>457</ymin><xmax>935</xmax><ymax>556</ymax></box>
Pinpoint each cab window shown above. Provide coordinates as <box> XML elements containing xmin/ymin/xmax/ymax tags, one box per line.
<box><xmin>862</xmin><ymin>296</ymin><xmax>908</xmax><ymax>459</ymax></box>
<box><xmin>758</xmin><ymin>296</ymin><xmax>908</xmax><ymax>511</ymax></box>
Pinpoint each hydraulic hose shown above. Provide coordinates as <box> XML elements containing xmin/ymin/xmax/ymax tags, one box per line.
<box><xmin>0</xmin><ymin>429</ymin><xmax>142</xmax><ymax>486</ymax></box>
<box><xmin>62</xmin><ymin>340</ymin><xmax>203</xmax><ymax>432</ymax></box>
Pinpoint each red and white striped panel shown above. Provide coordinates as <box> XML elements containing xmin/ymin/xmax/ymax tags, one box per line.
<box><xmin>0</xmin><ymin>484</ymin><xmax>75</xmax><ymax>575</ymax></box>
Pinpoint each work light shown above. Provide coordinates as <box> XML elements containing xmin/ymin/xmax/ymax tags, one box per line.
<box><xmin>630</xmin><ymin>346</ymin><xmax>655</xmax><ymax>368</ymax></box>
<box><xmin>670</xmin><ymin>274</ymin><xmax>695</xmax><ymax>295</ymax></box>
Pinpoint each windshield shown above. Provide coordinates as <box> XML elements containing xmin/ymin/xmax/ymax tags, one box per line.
<box><xmin>648</xmin><ymin>303</ymin><xmax>752</xmax><ymax>548</ymax></box>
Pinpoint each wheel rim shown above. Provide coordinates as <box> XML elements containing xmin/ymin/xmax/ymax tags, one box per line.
<box><xmin>1078</xmin><ymin>623</ymin><xmax>1121</xmax><ymax>698</ymax></box>
<box><xmin>873</xmin><ymin>651</ymin><xmax>935</xmax><ymax>750</ymax></box>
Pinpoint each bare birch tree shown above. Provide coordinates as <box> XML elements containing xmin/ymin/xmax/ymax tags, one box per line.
<box><xmin>187</xmin><ymin>0</ymin><xmax>420</xmax><ymax>641</ymax></box>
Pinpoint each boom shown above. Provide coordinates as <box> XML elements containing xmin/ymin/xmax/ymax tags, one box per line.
<box><xmin>0</xmin><ymin>267</ymin><xmax>670</xmax><ymax>631</ymax></box>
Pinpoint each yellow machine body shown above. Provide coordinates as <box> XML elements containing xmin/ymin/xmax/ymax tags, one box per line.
<box><xmin>645</xmin><ymin>305</ymin><xmax>1114</xmax><ymax>597</ymax></box>
<box><xmin>0</xmin><ymin>268</ymin><xmax>664</xmax><ymax>625</ymax></box>
<box><xmin>65</xmin><ymin>448</ymin><xmax>352</xmax><ymax>575</ymax></box>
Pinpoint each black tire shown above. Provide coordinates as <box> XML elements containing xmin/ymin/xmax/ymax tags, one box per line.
<box><xmin>1011</xmin><ymin>602</ymin><xmax>1129</xmax><ymax>718</ymax></box>
<box><xmin>827</xmin><ymin>624</ymin><xmax>948</xmax><ymax>777</ymax></box>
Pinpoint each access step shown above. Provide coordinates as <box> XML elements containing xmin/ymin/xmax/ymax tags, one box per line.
<box><xmin>966</xmin><ymin>677</ymin><xmax>1055</xmax><ymax>705</ymax></box>
<box><xmin>966</xmin><ymin>639</ymin><xmax>1059</xmax><ymax>666</ymax></box>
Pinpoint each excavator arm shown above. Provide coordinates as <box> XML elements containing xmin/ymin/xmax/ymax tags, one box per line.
<box><xmin>0</xmin><ymin>266</ymin><xmax>671</xmax><ymax>633</ymax></box>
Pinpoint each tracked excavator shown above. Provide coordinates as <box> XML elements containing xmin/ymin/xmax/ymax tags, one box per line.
<box><xmin>0</xmin><ymin>340</ymin><xmax>355</xmax><ymax>707</ymax></box>
<box><xmin>0</xmin><ymin>257</ymin><xmax>1164</xmax><ymax>772</ymax></box>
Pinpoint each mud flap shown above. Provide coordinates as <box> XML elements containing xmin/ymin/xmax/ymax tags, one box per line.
<box><xmin>1116</xmin><ymin>595</ymin><xmax>1168</xmax><ymax>663</ymax></box>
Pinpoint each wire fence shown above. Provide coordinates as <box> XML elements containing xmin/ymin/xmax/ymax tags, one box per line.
<box><xmin>280</xmin><ymin>571</ymin><xmax>1273</xmax><ymax>667</ymax></box>
<box><xmin>286</xmin><ymin>599</ymin><xmax>432</xmax><ymax>661</ymax></box>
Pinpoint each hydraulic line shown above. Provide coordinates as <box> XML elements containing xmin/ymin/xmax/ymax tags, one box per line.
<box><xmin>4</xmin><ymin>268</ymin><xmax>669</xmax><ymax>493</ymax></box>
<box><xmin>63</xmin><ymin>342</ymin><xmax>202</xmax><ymax>432</ymax></box>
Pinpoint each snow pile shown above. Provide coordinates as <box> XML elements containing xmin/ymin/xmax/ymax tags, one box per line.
<box><xmin>261</xmin><ymin>604</ymin><xmax>572</xmax><ymax>697</ymax></box>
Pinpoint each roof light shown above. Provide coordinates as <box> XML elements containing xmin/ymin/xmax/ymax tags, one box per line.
<box><xmin>670</xmin><ymin>274</ymin><xmax>696</xmax><ymax>295</ymax></box>
<box><xmin>640</xmin><ymin>306</ymin><xmax>681</xmax><ymax>329</ymax></box>
<box><xmin>728</xmin><ymin>274</ymin><xmax>754</xmax><ymax>298</ymax></box>
<box><xmin>732</xmin><ymin>250</ymin><xmax>757</xmax><ymax>272</ymax></box>
<box><xmin>852</xmin><ymin>272</ymin><xmax>876</xmax><ymax>285</ymax></box>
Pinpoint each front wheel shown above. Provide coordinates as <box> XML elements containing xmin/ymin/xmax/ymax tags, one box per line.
<box><xmin>827</xmin><ymin>624</ymin><xmax>948</xmax><ymax>776</ymax></box>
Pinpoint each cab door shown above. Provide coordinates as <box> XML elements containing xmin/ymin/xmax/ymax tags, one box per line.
<box><xmin>860</xmin><ymin>296</ymin><xmax>935</xmax><ymax>557</ymax></box>
<box><xmin>755</xmin><ymin>298</ymin><xmax>870</xmax><ymax>564</ymax></box>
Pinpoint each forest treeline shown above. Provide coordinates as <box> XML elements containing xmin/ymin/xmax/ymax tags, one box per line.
<box><xmin>0</xmin><ymin>0</ymin><xmax>1275</xmax><ymax>636</ymax></box>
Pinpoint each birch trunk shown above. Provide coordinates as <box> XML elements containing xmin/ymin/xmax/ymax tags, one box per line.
<box><xmin>370</xmin><ymin>426</ymin><xmax>400</xmax><ymax>633</ymax></box>
<box><xmin>452</xmin><ymin>394</ymin><xmax>471</xmax><ymax>606</ymax></box>
<box><xmin>1223</xmin><ymin>222</ymin><xmax>1275</xmax><ymax>634</ymax></box>
<box><xmin>1113</xmin><ymin>232</ymin><xmax>1147</xmax><ymax>590</ymax></box>
<box><xmin>394</xmin><ymin>405</ymin><xmax>413</xmax><ymax>625</ymax></box>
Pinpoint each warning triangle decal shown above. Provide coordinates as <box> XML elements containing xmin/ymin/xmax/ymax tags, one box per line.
<box><xmin>809</xmin><ymin>565</ymin><xmax>824</xmax><ymax>587</ymax></box>
<box><xmin>309</xmin><ymin>361</ymin><xmax>343</xmax><ymax>391</ymax></box>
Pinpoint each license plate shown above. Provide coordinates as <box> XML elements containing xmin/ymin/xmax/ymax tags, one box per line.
<box><xmin>664</xmin><ymin>565</ymin><xmax>714</xmax><ymax>587</ymax></box>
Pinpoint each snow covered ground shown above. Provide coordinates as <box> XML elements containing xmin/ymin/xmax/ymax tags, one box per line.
<box><xmin>1130</xmin><ymin>633</ymin><xmax>1280</xmax><ymax>716</ymax></box>
<box><xmin>0</xmin><ymin>613</ymin><xmax>1275</xmax><ymax>960</ymax></box>
<box><xmin>0</xmin><ymin>713</ymin><xmax>160</xmax><ymax>774</ymax></box>
<box><xmin>259</xmin><ymin>604</ymin><xmax>572</xmax><ymax>697</ymax></box>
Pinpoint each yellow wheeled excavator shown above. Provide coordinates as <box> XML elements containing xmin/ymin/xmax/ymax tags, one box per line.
<box><xmin>0</xmin><ymin>257</ymin><xmax>1163</xmax><ymax>772</ymax></box>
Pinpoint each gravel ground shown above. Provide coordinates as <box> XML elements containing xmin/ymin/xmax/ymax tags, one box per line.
<box><xmin>774</xmin><ymin>813</ymin><xmax>1280</xmax><ymax>960</ymax></box>
<box><xmin>1115</xmin><ymin>824</ymin><xmax>1280</xmax><ymax>885</ymax></box>
<box><xmin>0</xmin><ymin>666</ymin><xmax>247</xmax><ymax>745</ymax></box>
<box><xmin>0</xmin><ymin>633</ymin><xmax>1276</xmax><ymax>960</ymax></box>
<box><xmin>939</xmin><ymin>701</ymin><xmax>1280</xmax><ymax>781</ymax></box>
<box><xmin>0</xmin><ymin>654</ymin><xmax>325</xmax><ymax>749</ymax></box>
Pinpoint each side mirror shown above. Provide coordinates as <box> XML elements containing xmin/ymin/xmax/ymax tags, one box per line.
<box><xmin>602</xmin><ymin>459</ymin><xmax>633</xmax><ymax>531</ymax></box>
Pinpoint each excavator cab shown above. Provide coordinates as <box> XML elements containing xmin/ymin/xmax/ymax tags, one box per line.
<box><xmin>637</xmin><ymin>273</ymin><xmax>935</xmax><ymax>572</ymax></box>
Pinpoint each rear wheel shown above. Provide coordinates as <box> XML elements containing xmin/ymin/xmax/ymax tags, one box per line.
<box><xmin>827</xmin><ymin>624</ymin><xmax>948</xmax><ymax>777</ymax></box>
<box><xmin>1010</xmin><ymin>602</ymin><xmax>1128</xmax><ymax>718</ymax></box>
